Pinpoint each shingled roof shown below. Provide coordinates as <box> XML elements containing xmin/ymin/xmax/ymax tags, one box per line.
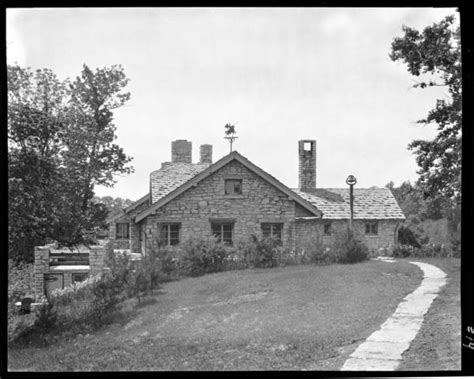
<box><xmin>150</xmin><ymin>162</ymin><xmax>211</xmax><ymax>204</ymax></box>
<box><xmin>136</xmin><ymin>151</ymin><xmax>322</xmax><ymax>222</ymax></box>
<box><xmin>293</xmin><ymin>188</ymin><xmax>405</xmax><ymax>220</ymax></box>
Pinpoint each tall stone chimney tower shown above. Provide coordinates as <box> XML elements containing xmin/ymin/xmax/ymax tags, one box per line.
<box><xmin>298</xmin><ymin>140</ymin><xmax>316</xmax><ymax>191</ymax></box>
<box><xmin>171</xmin><ymin>140</ymin><xmax>192</xmax><ymax>163</ymax></box>
<box><xmin>199</xmin><ymin>144</ymin><xmax>213</xmax><ymax>164</ymax></box>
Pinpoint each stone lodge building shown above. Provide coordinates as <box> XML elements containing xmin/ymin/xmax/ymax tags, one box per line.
<box><xmin>107</xmin><ymin>139</ymin><xmax>405</xmax><ymax>254</ymax></box>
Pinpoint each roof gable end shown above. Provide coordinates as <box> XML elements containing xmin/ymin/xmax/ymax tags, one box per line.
<box><xmin>136</xmin><ymin>151</ymin><xmax>322</xmax><ymax>222</ymax></box>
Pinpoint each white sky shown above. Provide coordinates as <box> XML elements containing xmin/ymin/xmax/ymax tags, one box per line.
<box><xmin>6</xmin><ymin>7</ymin><xmax>459</xmax><ymax>201</ymax></box>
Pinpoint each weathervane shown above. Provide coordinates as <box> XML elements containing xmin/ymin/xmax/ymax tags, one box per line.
<box><xmin>224</xmin><ymin>123</ymin><xmax>238</xmax><ymax>153</ymax></box>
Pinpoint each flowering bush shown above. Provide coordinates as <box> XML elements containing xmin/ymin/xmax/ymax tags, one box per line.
<box><xmin>391</xmin><ymin>243</ymin><xmax>456</xmax><ymax>258</ymax></box>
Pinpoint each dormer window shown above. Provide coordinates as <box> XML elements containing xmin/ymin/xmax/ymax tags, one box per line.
<box><xmin>225</xmin><ymin>179</ymin><xmax>242</xmax><ymax>195</ymax></box>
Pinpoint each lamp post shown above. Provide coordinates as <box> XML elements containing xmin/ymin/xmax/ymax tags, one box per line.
<box><xmin>346</xmin><ymin>175</ymin><xmax>357</xmax><ymax>235</ymax></box>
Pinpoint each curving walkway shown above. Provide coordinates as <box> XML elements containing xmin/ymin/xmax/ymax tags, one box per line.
<box><xmin>341</xmin><ymin>259</ymin><xmax>447</xmax><ymax>371</ymax></box>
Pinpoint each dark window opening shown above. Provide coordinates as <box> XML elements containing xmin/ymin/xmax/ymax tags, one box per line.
<box><xmin>261</xmin><ymin>223</ymin><xmax>283</xmax><ymax>242</ymax></box>
<box><xmin>160</xmin><ymin>223</ymin><xmax>180</xmax><ymax>246</ymax></box>
<box><xmin>72</xmin><ymin>273</ymin><xmax>88</xmax><ymax>283</ymax></box>
<box><xmin>116</xmin><ymin>223</ymin><xmax>130</xmax><ymax>239</ymax></box>
<box><xmin>225</xmin><ymin>179</ymin><xmax>242</xmax><ymax>195</ymax></box>
<box><xmin>365</xmin><ymin>222</ymin><xmax>378</xmax><ymax>235</ymax></box>
<box><xmin>323</xmin><ymin>222</ymin><xmax>332</xmax><ymax>236</ymax></box>
<box><xmin>212</xmin><ymin>223</ymin><xmax>234</xmax><ymax>245</ymax></box>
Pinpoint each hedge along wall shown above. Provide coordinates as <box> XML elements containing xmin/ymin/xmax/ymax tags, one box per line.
<box><xmin>143</xmin><ymin>159</ymin><xmax>299</xmax><ymax>254</ymax></box>
<box><xmin>294</xmin><ymin>219</ymin><xmax>401</xmax><ymax>254</ymax></box>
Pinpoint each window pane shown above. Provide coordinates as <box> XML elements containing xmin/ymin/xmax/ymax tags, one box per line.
<box><xmin>116</xmin><ymin>223</ymin><xmax>129</xmax><ymax>239</ymax></box>
<box><xmin>170</xmin><ymin>224</ymin><xmax>179</xmax><ymax>233</ymax></box>
<box><xmin>262</xmin><ymin>224</ymin><xmax>271</xmax><ymax>237</ymax></box>
<box><xmin>212</xmin><ymin>223</ymin><xmax>233</xmax><ymax>244</ymax></box>
<box><xmin>225</xmin><ymin>179</ymin><xmax>242</xmax><ymax>195</ymax></box>
<box><xmin>365</xmin><ymin>224</ymin><xmax>370</xmax><ymax>234</ymax></box>
<box><xmin>324</xmin><ymin>223</ymin><xmax>331</xmax><ymax>235</ymax></box>
<box><xmin>234</xmin><ymin>181</ymin><xmax>242</xmax><ymax>194</ymax></box>
<box><xmin>273</xmin><ymin>224</ymin><xmax>282</xmax><ymax>240</ymax></box>
<box><xmin>372</xmin><ymin>223</ymin><xmax>378</xmax><ymax>234</ymax></box>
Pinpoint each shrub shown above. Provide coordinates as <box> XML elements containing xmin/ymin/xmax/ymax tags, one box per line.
<box><xmin>8</xmin><ymin>260</ymin><xmax>36</xmax><ymax>343</ymax></box>
<box><xmin>333</xmin><ymin>229</ymin><xmax>369</xmax><ymax>264</ymax></box>
<box><xmin>8</xmin><ymin>260</ymin><xmax>34</xmax><ymax>304</ymax></box>
<box><xmin>242</xmin><ymin>235</ymin><xmax>280</xmax><ymax>268</ymax></box>
<box><xmin>392</xmin><ymin>244</ymin><xmax>414</xmax><ymax>258</ymax></box>
<box><xmin>398</xmin><ymin>225</ymin><xmax>422</xmax><ymax>248</ymax></box>
<box><xmin>391</xmin><ymin>242</ymin><xmax>456</xmax><ymax>258</ymax></box>
<box><xmin>178</xmin><ymin>237</ymin><xmax>229</xmax><ymax>276</ymax></box>
<box><xmin>295</xmin><ymin>235</ymin><xmax>337</xmax><ymax>265</ymax></box>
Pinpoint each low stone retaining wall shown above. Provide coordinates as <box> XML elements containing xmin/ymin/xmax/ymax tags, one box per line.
<box><xmin>34</xmin><ymin>245</ymin><xmax>107</xmax><ymax>301</ymax></box>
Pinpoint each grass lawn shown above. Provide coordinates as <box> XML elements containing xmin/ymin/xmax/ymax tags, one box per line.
<box><xmin>8</xmin><ymin>260</ymin><xmax>424</xmax><ymax>371</ymax></box>
<box><xmin>397</xmin><ymin>258</ymin><xmax>461</xmax><ymax>371</ymax></box>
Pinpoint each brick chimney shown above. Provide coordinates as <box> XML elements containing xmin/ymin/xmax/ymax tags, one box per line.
<box><xmin>200</xmin><ymin>144</ymin><xmax>213</xmax><ymax>164</ymax></box>
<box><xmin>298</xmin><ymin>140</ymin><xmax>316</xmax><ymax>191</ymax></box>
<box><xmin>171</xmin><ymin>140</ymin><xmax>192</xmax><ymax>163</ymax></box>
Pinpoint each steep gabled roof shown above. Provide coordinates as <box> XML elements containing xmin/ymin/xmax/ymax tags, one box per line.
<box><xmin>136</xmin><ymin>151</ymin><xmax>322</xmax><ymax>222</ymax></box>
<box><xmin>150</xmin><ymin>162</ymin><xmax>210</xmax><ymax>204</ymax></box>
<box><xmin>293</xmin><ymin>188</ymin><xmax>405</xmax><ymax>220</ymax></box>
<box><xmin>105</xmin><ymin>193</ymin><xmax>150</xmax><ymax>223</ymax></box>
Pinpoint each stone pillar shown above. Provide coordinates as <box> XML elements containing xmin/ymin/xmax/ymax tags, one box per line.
<box><xmin>200</xmin><ymin>144</ymin><xmax>213</xmax><ymax>164</ymax></box>
<box><xmin>171</xmin><ymin>140</ymin><xmax>192</xmax><ymax>163</ymax></box>
<box><xmin>89</xmin><ymin>246</ymin><xmax>106</xmax><ymax>275</ymax></box>
<box><xmin>34</xmin><ymin>246</ymin><xmax>50</xmax><ymax>301</ymax></box>
<box><xmin>298</xmin><ymin>140</ymin><xmax>316</xmax><ymax>191</ymax></box>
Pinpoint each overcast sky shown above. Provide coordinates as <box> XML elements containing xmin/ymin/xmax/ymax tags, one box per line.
<box><xmin>7</xmin><ymin>7</ymin><xmax>458</xmax><ymax>201</ymax></box>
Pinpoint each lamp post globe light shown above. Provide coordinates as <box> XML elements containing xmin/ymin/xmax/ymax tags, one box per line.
<box><xmin>346</xmin><ymin>175</ymin><xmax>357</xmax><ymax>234</ymax></box>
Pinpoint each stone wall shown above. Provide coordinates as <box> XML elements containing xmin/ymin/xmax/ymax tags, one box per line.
<box><xmin>109</xmin><ymin>198</ymin><xmax>150</xmax><ymax>253</ymax></box>
<box><xmin>143</xmin><ymin>159</ymin><xmax>298</xmax><ymax>253</ymax></box>
<box><xmin>34</xmin><ymin>245</ymin><xmax>106</xmax><ymax>300</ymax></box>
<box><xmin>294</xmin><ymin>219</ymin><xmax>401</xmax><ymax>254</ymax></box>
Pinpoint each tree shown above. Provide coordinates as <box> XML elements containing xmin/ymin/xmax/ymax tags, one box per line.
<box><xmin>58</xmin><ymin>64</ymin><xmax>134</xmax><ymax>244</ymax></box>
<box><xmin>8</xmin><ymin>64</ymin><xmax>133</xmax><ymax>261</ymax></box>
<box><xmin>390</xmin><ymin>15</ymin><xmax>461</xmax><ymax>202</ymax></box>
<box><xmin>8</xmin><ymin>66</ymin><xmax>70</xmax><ymax>261</ymax></box>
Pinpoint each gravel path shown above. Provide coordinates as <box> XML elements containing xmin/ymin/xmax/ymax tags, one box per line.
<box><xmin>341</xmin><ymin>258</ymin><xmax>447</xmax><ymax>371</ymax></box>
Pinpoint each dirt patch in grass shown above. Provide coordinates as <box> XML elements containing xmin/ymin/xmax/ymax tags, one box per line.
<box><xmin>8</xmin><ymin>260</ymin><xmax>422</xmax><ymax>371</ymax></box>
<box><xmin>397</xmin><ymin>258</ymin><xmax>461</xmax><ymax>371</ymax></box>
